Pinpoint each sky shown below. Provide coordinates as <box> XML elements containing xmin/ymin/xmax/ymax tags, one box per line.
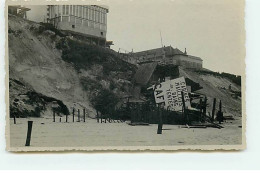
<box><xmin>25</xmin><ymin>0</ymin><xmax>245</xmax><ymax>75</ymax></box>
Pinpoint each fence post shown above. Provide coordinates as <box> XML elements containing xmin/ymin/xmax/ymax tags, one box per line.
<box><xmin>13</xmin><ymin>115</ymin><xmax>16</xmax><ymax>124</ymax></box>
<box><xmin>199</xmin><ymin>98</ymin><xmax>202</xmax><ymax>122</ymax></box>
<box><xmin>219</xmin><ymin>100</ymin><xmax>222</xmax><ymax>112</ymax></box>
<box><xmin>58</xmin><ymin>112</ymin><xmax>60</xmax><ymax>122</ymax></box>
<box><xmin>100</xmin><ymin>111</ymin><xmax>102</xmax><ymax>123</ymax></box>
<box><xmin>157</xmin><ymin>105</ymin><xmax>163</xmax><ymax>134</ymax></box>
<box><xmin>73</xmin><ymin>108</ymin><xmax>75</xmax><ymax>122</ymax></box>
<box><xmin>212</xmin><ymin>98</ymin><xmax>216</xmax><ymax>122</ymax></box>
<box><xmin>53</xmin><ymin>110</ymin><xmax>55</xmax><ymax>122</ymax></box>
<box><xmin>97</xmin><ymin>110</ymin><xmax>99</xmax><ymax>123</ymax></box>
<box><xmin>25</xmin><ymin>121</ymin><xmax>33</xmax><ymax>146</ymax></box>
<box><xmin>137</xmin><ymin>103</ymin><xmax>140</xmax><ymax>122</ymax></box>
<box><xmin>78</xmin><ymin>109</ymin><xmax>80</xmax><ymax>122</ymax></box>
<box><xmin>202</xmin><ymin>96</ymin><xmax>207</xmax><ymax>123</ymax></box>
<box><xmin>181</xmin><ymin>91</ymin><xmax>188</xmax><ymax>124</ymax></box>
<box><xmin>83</xmin><ymin>108</ymin><xmax>85</xmax><ymax>122</ymax></box>
<box><xmin>216</xmin><ymin>100</ymin><xmax>223</xmax><ymax>124</ymax></box>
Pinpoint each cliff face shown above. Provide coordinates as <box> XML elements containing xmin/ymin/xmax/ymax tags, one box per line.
<box><xmin>8</xmin><ymin>15</ymin><xmax>136</xmax><ymax>118</ymax></box>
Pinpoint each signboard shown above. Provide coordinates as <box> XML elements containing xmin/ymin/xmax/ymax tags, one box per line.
<box><xmin>153</xmin><ymin>77</ymin><xmax>191</xmax><ymax>111</ymax></box>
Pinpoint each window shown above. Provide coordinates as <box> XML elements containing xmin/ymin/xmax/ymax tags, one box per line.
<box><xmin>73</xmin><ymin>6</ymin><xmax>75</xmax><ymax>15</ymax></box>
<box><xmin>72</xmin><ymin>25</ymin><xmax>75</xmax><ymax>28</ymax></box>
<box><xmin>83</xmin><ymin>7</ymin><xmax>85</xmax><ymax>18</ymax></box>
<box><xmin>70</xmin><ymin>5</ymin><xmax>72</xmax><ymax>15</ymax></box>
<box><xmin>101</xmin><ymin>32</ymin><xmax>103</xmax><ymax>36</ymax></box>
<box><xmin>66</xmin><ymin>5</ymin><xmax>69</xmax><ymax>15</ymax></box>
<box><xmin>86</xmin><ymin>8</ymin><xmax>88</xmax><ymax>19</ymax></box>
<box><xmin>62</xmin><ymin>5</ymin><xmax>65</xmax><ymax>15</ymax></box>
<box><xmin>75</xmin><ymin>5</ymin><xmax>78</xmax><ymax>16</ymax></box>
<box><xmin>79</xmin><ymin>6</ymin><xmax>82</xmax><ymax>17</ymax></box>
<box><xmin>89</xmin><ymin>9</ymin><xmax>92</xmax><ymax>20</ymax></box>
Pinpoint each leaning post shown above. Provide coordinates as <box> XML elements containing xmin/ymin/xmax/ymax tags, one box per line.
<box><xmin>25</xmin><ymin>121</ymin><xmax>33</xmax><ymax>146</ymax></box>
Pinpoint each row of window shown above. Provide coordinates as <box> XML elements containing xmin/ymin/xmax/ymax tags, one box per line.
<box><xmin>49</xmin><ymin>5</ymin><xmax>107</xmax><ymax>24</ymax></box>
<box><xmin>50</xmin><ymin>16</ymin><xmax>106</xmax><ymax>31</ymax></box>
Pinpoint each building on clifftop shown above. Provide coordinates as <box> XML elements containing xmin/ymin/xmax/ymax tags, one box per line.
<box><xmin>125</xmin><ymin>46</ymin><xmax>203</xmax><ymax>69</ymax></box>
<box><xmin>46</xmin><ymin>5</ymin><xmax>112</xmax><ymax>47</ymax></box>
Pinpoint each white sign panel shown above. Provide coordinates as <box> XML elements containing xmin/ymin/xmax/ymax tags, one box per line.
<box><xmin>153</xmin><ymin>77</ymin><xmax>191</xmax><ymax>111</ymax></box>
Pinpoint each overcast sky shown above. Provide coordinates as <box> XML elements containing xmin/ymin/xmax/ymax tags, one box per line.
<box><xmin>25</xmin><ymin>0</ymin><xmax>245</xmax><ymax>75</ymax></box>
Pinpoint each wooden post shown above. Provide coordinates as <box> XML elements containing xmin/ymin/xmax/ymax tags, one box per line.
<box><xmin>25</xmin><ymin>121</ymin><xmax>33</xmax><ymax>146</ymax></box>
<box><xmin>83</xmin><ymin>109</ymin><xmax>85</xmax><ymax>122</ymax></box>
<box><xmin>72</xmin><ymin>108</ymin><xmax>75</xmax><ymax>122</ymax></box>
<box><xmin>13</xmin><ymin>115</ymin><xmax>16</xmax><ymax>124</ymax></box>
<box><xmin>137</xmin><ymin>103</ymin><xmax>140</xmax><ymax>122</ymax></box>
<box><xmin>100</xmin><ymin>111</ymin><xmax>102</xmax><ymax>123</ymax></box>
<box><xmin>66</xmin><ymin>113</ymin><xmax>68</xmax><ymax>123</ymax></box>
<box><xmin>219</xmin><ymin>100</ymin><xmax>222</xmax><ymax>112</ymax></box>
<box><xmin>199</xmin><ymin>98</ymin><xmax>202</xmax><ymax>122</ymax></box>
<box><xmin>78</xmin><ymin>109</ymin><xmax>80</xmax><ymax>122</ymax></box>
<box><xmin>157</xmin><ymin>105</ymin><xmax>163</xmax><ymax>134</ymax></box>
<box><xmin>58</xmin><ymin>112</ymin><xmax>60</xmax><ymax>122</ymax></box>
<box><xmin>97</xmin><ymin>110</ymin><xmax>99</xmax><ymax>123</ymax></box>
<box><xmin>212</xmin><ymin>98</ymin><xmax>216</xmax><ymax>122</ymax></box>
<box><xmin>53</xmin><ymin>110</ymin><xmax>55</xmax><ymax>122</ymax></box>
<box><xmin>202</xmin><ymin>96</ymin><xmax>207</xmax><ymax>123</ymax></box>
<box><xmin>217</xmin><ymin>100</ymin><xmax>224</xmax><ymax>124</ymax></box>
<box><xmin>181</xmin><ymin>91</ymin><xmax>189</xmax><ymax>124</ymax></box>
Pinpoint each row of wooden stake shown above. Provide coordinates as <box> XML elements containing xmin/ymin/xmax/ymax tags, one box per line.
<box><xmin>53</xmin><ymin>108</ymin><xmax>86</xmax><ymax>123</ymax></box>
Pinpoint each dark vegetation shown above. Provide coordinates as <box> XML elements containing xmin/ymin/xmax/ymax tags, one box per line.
<box><xmin>56</xmin><ymin>38</ymin><xmax>136</xmax><ymax>75</ymax></box>
<box><xmin>8</xmin><ymin>27</ymin><xmax>22</xmax><ymax>37</ymax></box>
<box><xmin>26</xmin><ymin>91</ymin><xmax>70</xmax><ymax>115</ymax></box>
<box><xmin>55</xmin><ymin>38</ymin><xmax>137</xmax><ymax>115</ymax></box>
<box><xmin>195</xmin><ymin>70</ymin><xmax>241</xmax><ymax>86</ymax></box>
<box><xmin>91</xmin><ymin>89</ymin><xmax>119</xmax><ymax>116</ymax></box>
<box><xmin>10</xmin><ymin>105</ymin><xmax>42</xmax><ymax>118</ymax></box>
<box><xmin>80</xmin><ymin>76</ymin><xmax>120</xmax><ymax>115</ymax></box>
<box><xmin>9</xmin><ymin>79</ymin><xmax>69</xmax><ymax>118</ymax></box>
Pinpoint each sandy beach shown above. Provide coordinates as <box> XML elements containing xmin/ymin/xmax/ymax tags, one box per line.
<box><xmin>8</xmin><ymin>117</ymin><xmax>242</xmax><ymax>148</ymax></box>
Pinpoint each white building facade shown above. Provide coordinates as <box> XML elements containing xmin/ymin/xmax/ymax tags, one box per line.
<box><xmin>47</xmin><ymin>5</ymin><xmax>108</xmax><ymax>40</ymax></box>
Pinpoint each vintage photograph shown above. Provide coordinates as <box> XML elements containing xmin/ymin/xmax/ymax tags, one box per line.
<box><xmin>6</xmin><ymin>0</ymin><xmax>245</xmax><ymax>151</ymax></box>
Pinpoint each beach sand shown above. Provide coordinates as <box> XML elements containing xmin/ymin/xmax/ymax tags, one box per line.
<box><xmin>8</xmin><ymin>116</ymin><xmax>242</xmax><ymax>149</ymax></box>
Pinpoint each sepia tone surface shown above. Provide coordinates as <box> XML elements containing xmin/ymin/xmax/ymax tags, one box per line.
<box><xmin>5</xmin><ymin>0</ymin><xmax>245</xmax><ymax>151</ymax></box>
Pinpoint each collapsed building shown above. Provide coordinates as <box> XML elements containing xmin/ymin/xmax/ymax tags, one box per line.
<box><xmin>131</xmin><ymin>62</ymin><xmax>202</xmax><ymax>100</ymax></box>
